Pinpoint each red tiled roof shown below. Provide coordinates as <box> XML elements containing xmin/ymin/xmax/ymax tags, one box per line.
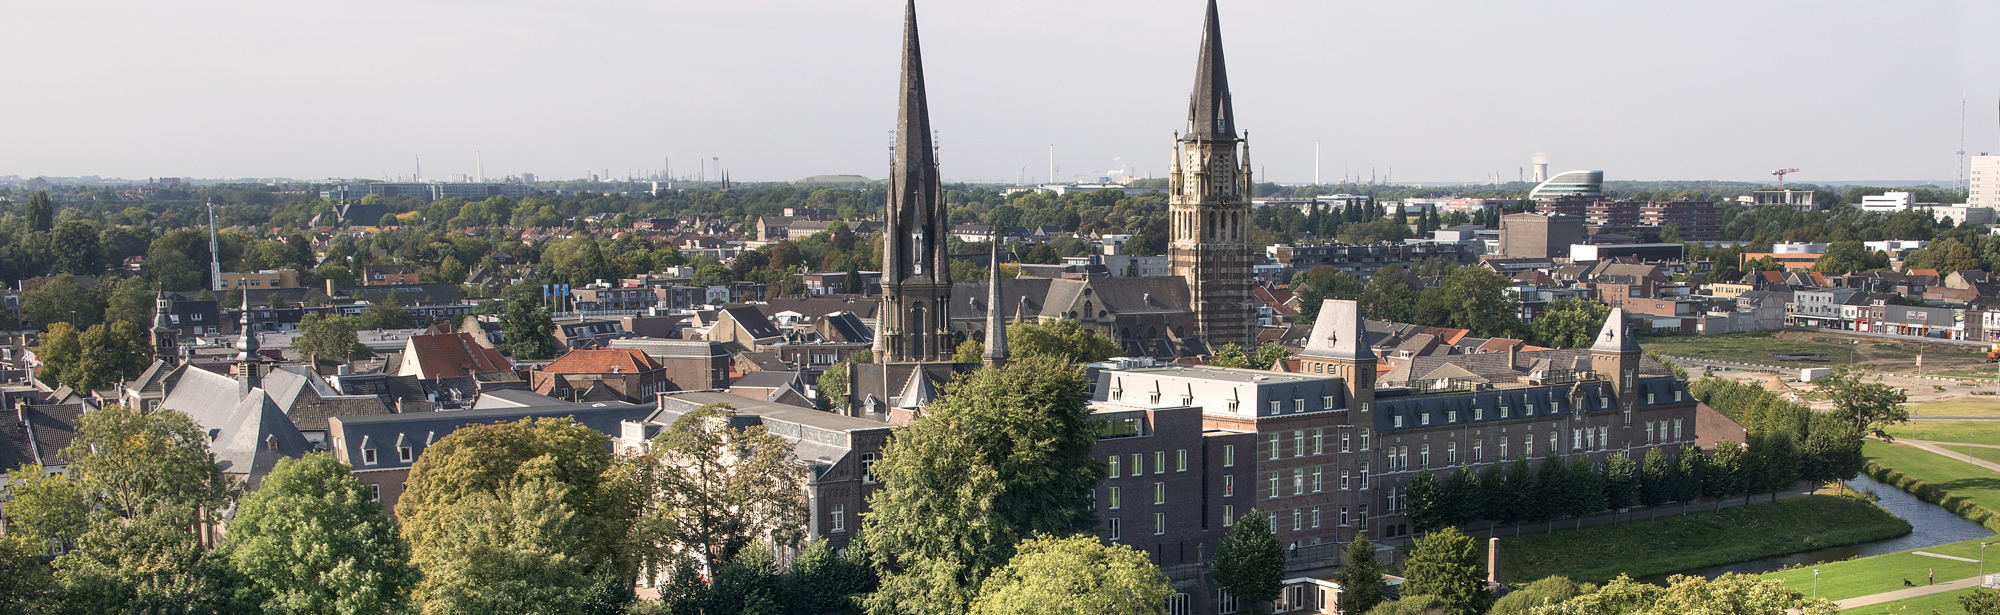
<box><xmin>407</xmin><ymin>332</ymin><xmax>511</xmax><ymax>378</ymax></box>
<box><xmin>542</xmin><ymin>348</ymin><xmax>663</xmax><ymax>375</ymax></box>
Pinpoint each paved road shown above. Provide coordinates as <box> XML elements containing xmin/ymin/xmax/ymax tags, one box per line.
<box><xmin>1834</xmin><ymin>575</ymin><xmax>1984</xmax><ymax>610</ymax></box>
<box><xmin>1894</xmin><ymin>439</ymin><xmax>2000</xmax><ymax>474</ymax></box>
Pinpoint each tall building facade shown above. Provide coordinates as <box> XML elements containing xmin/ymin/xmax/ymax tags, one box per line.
<box><xmin>1168</xmin><ymin>0</ymin><xmax>1257</xmax><ymax>351</ymax></box>
<box><xmin>873</xmin><ymin>0</ymin><xmax>953</xmax><ymax>365</ymax></box>
<box><xmin>1973</xmin><ymin>155</ymin><xmax>2000</xmax><ymax>209</ymax></box>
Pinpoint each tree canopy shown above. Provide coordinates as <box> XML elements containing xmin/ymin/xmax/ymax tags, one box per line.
<box><xmin>967</xmin><ymin>534</ymin><xmax>1171</xmax><ymax>615</ymax></box>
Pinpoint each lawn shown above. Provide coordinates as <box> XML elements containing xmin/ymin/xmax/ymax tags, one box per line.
<box><xmin>1939</xmin><ymin>445</ymin><xmax>2000</xmax><ymax>466</ymax></box>
<box><xmin>1497</xmin><ymin>495</ymin><xmax>1910</xmax><ymax>585</ymax></box>
<box><xmin>1909</xmin><ymin>401</ymin><xmax>2000</xmax><ymax>418</ymax></box>
<box><xmin>1883</xmin><ymin>421</ymin><xmax>2000</xmax><ymax>444</ymax></box>
<box><xmin>1863</xmin><ymin>441</ymin><xmax>2000</xmax><ymax>513</ymax></box>
<box><xmin>1765</xmin><ymin>538</ymin><xmax>1993</xmax><ymax>602</ymax></box>
<box><xmin>1840</xmin><ymin>588</ymin><xmax>1979</xmax><ymax>614</ymax></box>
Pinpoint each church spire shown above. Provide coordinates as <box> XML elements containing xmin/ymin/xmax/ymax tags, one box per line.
<box><xmin>1185</xmin><ymin>0</ymin><xmax>1236</xmax><ymax>140</ymax></box>
<box><xmin>875</xmin><ymin>0</ymin><xmax>952</xmax><ymax>364</ymax></box>
<box><xmin>236</xmin><ymin>293</ymin><xmax>260</xmax><ymax>392</ymax></box>
<box><xmin>981</xmin><ymin>240</ymin><xmax>1008</xmax><ymax>368</ymax></box>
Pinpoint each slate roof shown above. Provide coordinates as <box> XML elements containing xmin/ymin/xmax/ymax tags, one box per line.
<box><xmin>0</xmin><ymin>402</ymin><xmax>85</xmax><ymax>472</ymax></box>
<box><xmin>154</xmin><ymin>365</ymin><xmax>314</xmax><ymax>486</ymax></box>
<box><xmin>262</xmin><ymin>366</ymin><xmax>392</xmax><ymax>432</ymax></box>
<box><xmin>1380</xmin><ymin>348</ymin><xmax>1673</xmax><ymax>384</ymax></box>
<box><xmin>329</xmin><ymin>401</ymin><xmax>650</xmax><ymax>474</ymax></box>
<box><xmin>720</xmin><ymin>306</ymin><xmax>784</xmax><ymax>340</ymax></box>
<box><xmin>732</xmin><ymin>371</ymin><xmax>803</xmax><ymax>390</ymax></box>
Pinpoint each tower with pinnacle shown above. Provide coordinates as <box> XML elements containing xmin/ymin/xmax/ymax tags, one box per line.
<box><xmin>873</xmin><ymin>0</ymin><xmax>953</xmax><ymax>364</ymax></box>
<box><xmin>1168</xmin><ymin>0</ymin><xmax>1257</xmax><ymax>351</ymax></box>
<box><xmin>236</xmin><ymin>294</ymin><xmax>261</xmax><ymax>393</ymax></box>
<box><xmin>152</xmin><ymin>290</ymin><xmax>179</xmax><ymax>363</ymax></box>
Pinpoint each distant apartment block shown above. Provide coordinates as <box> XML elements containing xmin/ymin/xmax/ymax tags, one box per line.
<box><xmin>1974</xmin><ymin>156</ymin><xmax>2000</xmax><ymax>210</ymax></box>
<box><xmin>1742</xmin><ymin>189</ymin><xmax>1823</xmax><ymax>211</ymax></box>
<box><xmin>1498</xmin><ymin>213</ymin><xmax>1584</xmax><ymax>259</ymax></box>
<box><xmin>220</xmin><ymin>269</ymin><xmax>301</xmax><ymax>290</ymax></box>
<box><xmin>320</xmin><ymin>182</ymin><xmax>531</xmax><ymax>203</ymax></box>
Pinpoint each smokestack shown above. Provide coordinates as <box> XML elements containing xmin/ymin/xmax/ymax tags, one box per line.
<box><xmin>1488</xmin><ymin>537</ymin><xmax>1499</xmax><ymax>586</ymax></box>
<box><xmin>1532</xmin><ymin>153</ymin><xmax>1549</xmax><ymax>183</ymax></box>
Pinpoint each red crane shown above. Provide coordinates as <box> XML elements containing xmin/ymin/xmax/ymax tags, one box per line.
<box><xmin>1771</xmin><ymin>168</ymin><xmax>1800</xmax><ymax>189</ymax></box>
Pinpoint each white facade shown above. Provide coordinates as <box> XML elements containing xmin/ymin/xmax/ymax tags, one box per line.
<box><xmin>1918</xmin><ymin>205</ymin><xmax>1996</xmax><ymax>226</ymax></box>
<box><xmin>1773</xmin><ymin>242</ymin><xmax>1829</xmax><ymax>254</ymax></box>
<box><xmin>1861</xmin><ymin>191</ymin><xmax>1917</xmax><ymax>212</ymax></box>
<box><xmin>1973</xmin><ymin>156</ymin><xmax>2000</xmax><ymax>210</ymax></box>
<box><xmin>1865</xmin><ymin>240</ymin><xmax>1927</xmax><ymax>253</ymax></box>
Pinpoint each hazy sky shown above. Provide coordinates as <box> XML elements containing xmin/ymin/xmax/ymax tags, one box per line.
<box><xmin>7</xmin><ymin>1</ymin><xmax>1999</xmax><ymax>185</ymax></box>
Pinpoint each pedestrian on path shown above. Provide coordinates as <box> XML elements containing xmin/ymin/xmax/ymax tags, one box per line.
<box><xmin>1930</xmin><ymin>569</ymin><xmax>1935</xmax><ymax>585</ymax></box>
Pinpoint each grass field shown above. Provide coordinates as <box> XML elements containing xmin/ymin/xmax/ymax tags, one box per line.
<box><xmin>1939</xmin><ymin>445</ymin><xmax>2000</xmax><ymax>465</ymax></box>
<box><xmin>1640</xmin><ymin>332</ymin><xmax>1869</xmax><ymax>367</ymax></box>
<box><xmin>1839</xmin><ymin>587</ymin><xmax>1978</xmax><ymax>614</ymax></box>
<box><xmin>1497</xmin><ymin>495</ymin><xmax>1910</xmax><ymax>585</ymax></box>
<box><xmin>1864</xmin><ymin>441</ymin><xmax>2000</xmax><ymax>514</ymax></box>
<box><xmin>1765</xmin><ymin>538</ymin><xmax>1993</xmax><ymax>602</ymax></box>
<box><xmin>1884</xmin><ymin>421</ymin><xmax>2000</xmax><ymax>444</ymax></box>
<box><xmin>1909</xmin><ymin>401</ymin><xmax>2000</xmax><ymax>418</ymax></box>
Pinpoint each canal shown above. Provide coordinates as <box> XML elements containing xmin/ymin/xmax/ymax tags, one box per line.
<box><xmin>1640</xmin><ymin>474</ymin><xmax>1995</xmax><ymax>583</ymax></box>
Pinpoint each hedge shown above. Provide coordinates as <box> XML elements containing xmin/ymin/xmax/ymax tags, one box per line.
<box><xmin>1862</xmin><ymin>460</ymin><xmax>2000</xmax><ymax>533</ymax></box>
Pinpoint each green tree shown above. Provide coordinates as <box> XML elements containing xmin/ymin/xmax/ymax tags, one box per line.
<box><xmin>641</xmin><ymin>403</ymin><xmax>806</xmax><ymax>574</ymax></box>
<box><xmin>1704</xmin><ymin>441</ymin><xmax>1746</xmax><ymax>512</ymax></box>
<box><xmin>414</xmin><ymin>476</ymin><xmax>600</xmax><ymax>615</ymax></box>
<box><xmin>1673</xmin><ymin>444</ymin><xmax>1707</xmax><ymax>513</ymax></box>
<box><xmin>1568</xmin><ymin>455</ymin><xmax>1608</xmax><ymax>528</ymax></box>
<box><xmin>1529</xmin><ymin>298</ymin><xmax>1610</xmax><ymax>349</ymax></box>
<box><xmin>967</xmin><ymin>534</ymin><xmax>1172</xmax><ymax>615</ymax></box>
<box><xmin>22</xmin><ymin>273</ymin><xmax>102</xmax><ymax>331</ymax></box>
<box><xmin>1332</xmin><ymin>534</ymin><xmax>1387</xmax><ymax>615</ymax></box>
<box><xmin>1754</xmin><ymin>430</ymin><xmax>1801</xmax><ymax>504</ymax></box>
<box><xmin>2</xmin><ymin>464</ymin><xmax>88</xmax><ymax>554</ymax></box>
<box><xmin>1213</xmin><ymin>509</ymin><xmax>1283</xmax><ymax>613</ymax></box>
<box><xmin>1639</xmin><ymin>447</ymin><xmax>1671</xmax><ymax>513</ymax></box>
<box><xmin>221</xmin><ymin>452</ymin><xmax>417</xmax><ymax>615</ymax></box>
<box><xmin>357</xmin><ymin>296</ymin><xmax>413</xmax><ymax>330</ymax></box>
<box><xmin>1401</xmin><ymin>527</ymin><xmax>1489</xmax><ymax>615</ymax></box>
<box><xmin>1211</xmin><ymin>343</ymin><xmax>1250</xmax><ymax>368</ymax></box>
<box><xmin>501</xmin><ymin>295</ymin><xmax>558</xmax><ymax>360</ymax></box>
<box><xmin>50</xmin><ymin>220</ymin><xmax>104</xmax><ymax>274</ymax></box>
<box><xmin>36</xmin><ymin>321</ymin><xmax>149</xmax><ymax>393</ymax></box>
<box><xmin>399</xmin><ymin>417</ymin><xmax>640</xmax><ymax>609</ymax></box>
<box><xmin>786</xmin><ymin>539</ymin><xmax>875</xmax><ymax>615</ymax></box>
<box><xmin>26</xmin><ymin>191</ymin><xmax>54</xmax><ymax>232</ymax></box>
<box><xmin>953</xmin><ymin>340</ymin><xmax>984</xmax><ymax>364</ymax></box>
<box><xmin>1602</xmin><ymin>452</ymin><xmax>1639</xmax><ymax>513</ymax></box>
<box><xmin>1250</xmin><ymin>342</ymin><xmax>1290</xmax><ymax>370</ymax></box>
<box><xmin>1800</xmin><ymin>413</ymin><xmax>1864</xmax><ymax>494</ymax></box>
<box><xmin>1357</xmin><ymin>264</ymin><xmax>1419</xmax><ymax>323</ymax></box>
<box><xmin>1490</xmin><ymin>576</ymin><xmax>1584</xmax><ymax>615</ymax></box>
<box><xmin>0</xmin><ymin>535</ymin><xmax>55</xmax><ymax>613</ymax></box>
<box><xmin>1007</xmin><ymin>319</ymin><xmax>1121</xmax><ymax>364</ymax></box>
<box><xmin>50</xmin><ymin>405</ymin><xmax>235</xmax><ymax>614</ymax></box>
<box><xmin>1535</xmin><ymin>573</ymin><xmax>1833</xmax><ymax>615</ymax></box>
<box><xmin>861</xmin><ymin>355</ymin><xmax>1100</xmax><ymax>615</ymax></box>
<box><xmin>1812</xmin><ymin>367</ymin><xmax>1909</xmax><ymax>440</ymax></box>
<box><xmin>103</xmin><ymin>277</ymin><xmax>155</xmax><ymax>327</ymax></box>
<box><xmin>292</xmin><ymin>313</ymin><xmax>373</xmax><ymax>362</ymax></box>
<box><xmin>1406</xmin><ymin>470</ymin><xmax>1447</xmax><ymax>534</ymax></box>
<box><xmin>1962</xmin><ymin>587</ymin><xmax>2000</xmax><ymax>615</ymax></box>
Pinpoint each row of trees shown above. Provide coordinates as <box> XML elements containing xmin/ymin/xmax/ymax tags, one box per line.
<box><xmin>1295</xmin><ymin>259</ymin><xmax>1523</xmax><ymax>339</ymax></box>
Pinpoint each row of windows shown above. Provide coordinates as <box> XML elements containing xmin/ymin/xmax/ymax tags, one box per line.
<box><xmin>1379</xmin><ymin>420</ymin><xmax>1689</xmax><ymax>472</ymax></box>
<box><xmin>1107</xmin><ymin>450</ymin><xmax>1190</xmax><ymax>478</ymax></box>
<box><xmin>1224</xmin><ymin>504</ymin><xmax>1368</xmax><ymax>533</ymax></box>
<box><xmin>1104</xmin><ymin>512</ymin><xmax>1169</xmax><ymax>540</ymax></box>
<box><xmin>360</xmin><ymin>445</ymin><xmax>415</xmax><ymax>465</ymax></box>
<box><xmin>1106</xmin><ymin>388</ymin><xmax>1341</xmax><ymax>416</ymax></box>
<box><xmin>1104</xmin><ymin>482</ymin><xmax>1172</xmax><ymax>510</ymax></box>
<box><xmin>1254</xmin><ymin>464</ymin><xmax>1371</xmax><ymax>498</ymax></box>
<box><xmin>1264</xmin><ymin>428</ymin><xmax>1370</xmax><ymax>459</ymax></box>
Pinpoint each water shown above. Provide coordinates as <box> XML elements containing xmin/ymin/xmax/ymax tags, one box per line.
<box><xmin>1636</xmin><ymin>474</ymin><xmax>1994</xmax><ymax>583</ymax></box>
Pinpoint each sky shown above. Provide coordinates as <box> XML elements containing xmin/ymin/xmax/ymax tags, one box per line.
<box><xmin>5</xmin><ymin>0</ymin><xmax>1999</xmax><ymax>185</ymax></box>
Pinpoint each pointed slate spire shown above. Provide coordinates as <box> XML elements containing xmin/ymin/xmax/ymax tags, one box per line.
<box><xmin>1590</xmin><ymin>308</ymin><xmax>1640</xmax><ymax>353</ymax></box>
<box><xmin>1185</xmin><ymin>0</ymin><xmax>1236</xmax><ymax>140</ymax></box>
<box><xmin>236</xmin><ymin>292</ymin><xmax>261</xmax><ymax>392</ymax></box>
<box><xmin>981</xmin><ymin>240</ymin><xmax>1008</xmax><ymax>368</ymax></box>
<box><xmin>886</xmin><ymin>0</ymin><xmax>941</xmax><ymax>282</ymax></box>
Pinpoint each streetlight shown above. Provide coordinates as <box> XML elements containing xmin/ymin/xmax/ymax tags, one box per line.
<box><xmin>1984</xmin><ymin>543</ymin><xmax>1989</xmax><ymax>579</ymax></box>
<box><xmin>1813</xmin><ymin>569</ymin><xmax>1820</xmax><ymax>599</ymax></box>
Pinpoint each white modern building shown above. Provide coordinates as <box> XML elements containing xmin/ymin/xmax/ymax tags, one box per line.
<box><xmin>1972</xmin><ymin>155</ymin><xmax>2000</xmax><ymax>210</ymax></box>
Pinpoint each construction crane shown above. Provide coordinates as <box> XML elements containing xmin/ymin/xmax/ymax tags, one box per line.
<box><xmin>1771</xmin><ymin>168</ymin><xmax>1800</xmax><ymax>189</ymax></box>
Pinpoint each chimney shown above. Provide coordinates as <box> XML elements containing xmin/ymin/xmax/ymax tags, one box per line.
<box><xmin>1507</xmin><ymin>345</ymin><xmax>1516</xmax><ymax>369</ymax></box>
<box><xmin>1488</xmin><ymin>537</ymin><xmax>1499</xmax><ymax>586</ymax></box>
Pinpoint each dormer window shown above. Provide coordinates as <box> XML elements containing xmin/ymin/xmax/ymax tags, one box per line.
<box><xmin>265</xmin><ymin>434</ymin><xmax>277</xmax><ymax>451</ymax></box>
<box><xmin>363</xmin><ymin>447</ymin><xmax>377</xmax><ymax>465</ymax></box>
<box><xmin>399</xmin><ymin>446</ymin><xmax>413</xmax><ymax>463</ymax></box>
<box><xmin>1393</xmin><ymin>415</ymin><xmax>1404</xmax><ymax>427</ymax></box>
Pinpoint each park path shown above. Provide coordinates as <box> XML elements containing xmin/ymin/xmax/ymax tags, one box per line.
<box><xmin>1833</xmin><ymin>575</ymin><xmax>1984</xmax><ymax>610</ymax></box>
<box><xmin>1894</xmin><ymin>439</ymin><xmax>2000</xmax><ymax>474</ymax></box>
